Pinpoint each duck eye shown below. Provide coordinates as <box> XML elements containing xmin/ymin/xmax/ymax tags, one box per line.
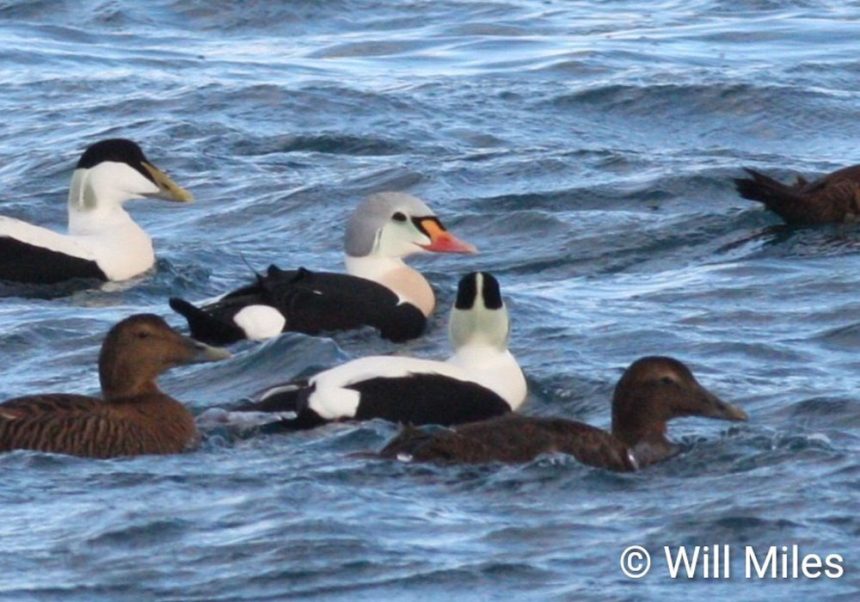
<box><xmin>136</xmin><ymin>331</ymin><xmax>150</xmax><ymax>339</ymax></box>
<box><xmin>660</xmin><ymin>376</ymin><xmax>675</xmax><ymax>385</ymax></box>
<box><xmin>392</xmin><ymin>212</ymin><xmax>407</xmax><ymax>222</ymax></box>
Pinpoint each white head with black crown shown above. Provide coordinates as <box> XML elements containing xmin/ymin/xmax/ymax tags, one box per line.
<box><xmin>67</xmin><ymin>138</ymin><xmax>192</xmax><ymax>234</ymax></box>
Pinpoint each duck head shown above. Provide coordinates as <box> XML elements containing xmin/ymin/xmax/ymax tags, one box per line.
<box><xmin>344</xmin><ymin>192</ymin><xmax>476</xmax><ymax>259</ymax></box>
<box><xmin>610</xmin><ymin>356</ymin><xmax>747</xmax><ymax>450</ymax></box>
<box><xmin>448</xmin><ymin>272</ymin><xmax>509</xmax><ymax>351</ymax></box>
<box><xmin>68</xmin><ymin>138</ymin><xmax>192</xmax><ymax>216</ymax></box>
<box><xmin>98</xmin><ymin>314</ymin><xmax>230</xmax><ymax>400</ymax></box>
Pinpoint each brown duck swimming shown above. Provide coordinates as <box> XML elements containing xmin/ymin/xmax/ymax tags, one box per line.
<box><xmin>380</xmin><ymin>356</ymin><xmax>747</xmax><ymax>471</ymax></box>
<box><xmin>0</xmin><ymin>314</ymin><xmax>230</xmax><ymax>458</ymax></box>
<box><xmin>734</xmin><ymin>165</ymin><xmax>860</xmax><ymax>224</ymax></box>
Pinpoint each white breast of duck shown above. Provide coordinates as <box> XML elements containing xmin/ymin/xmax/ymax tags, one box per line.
<box><xmin>343</xmin><ymin>192</ymin><xmax>476</xmax><ymax>317</ymax></box>
<box><xmin>66</xmin><ymin>165</ymin><xmax>155</xmax><ymax>280</ymax></box>
<box><xmin>65</xmin><ymin>141</ymin><xmax>192</xmax><ymax>280</ymax></box>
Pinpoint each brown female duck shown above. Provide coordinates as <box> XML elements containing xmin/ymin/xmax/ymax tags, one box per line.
<box><xmin>380</xmin><ymin>356</ymin><xmax>747</xmax><ymax>471</ymax></box>
<box><xmin>0</xmin><ymin>314</ymin><xmax>230</xmax><ymax>458</ymax></box>
<box><xmin>734</xmin><ymin>165</ymin><xmax>860</xmax><ymax>224</ymax></box>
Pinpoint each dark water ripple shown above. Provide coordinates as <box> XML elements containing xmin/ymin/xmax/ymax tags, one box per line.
<box><xmin>0</xmin><ymin>0</ymin><xmax>859</xmax><ymax>600</ymax></box>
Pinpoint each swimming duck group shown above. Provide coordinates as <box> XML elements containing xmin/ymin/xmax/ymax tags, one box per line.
<box><xmin>2</xmin><ymin>137</ymin><xmax>851</xmax><ymax>469</ymax></box>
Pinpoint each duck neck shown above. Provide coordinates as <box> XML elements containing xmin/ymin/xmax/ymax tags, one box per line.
<box><xmin>344</xmin><ymin>254</ymin><xmax>435</xmax><ymax>316</ymax></box>
<box><xmin>68</xmin><ymin>204</ymin><xmax>140</xmax><ymax>237</ymax></box>
<box><xmin>100</xmin><ymin>365</ymin><xmax>161</xmax><ymax>401</ymax></box>
<box><xmin>627</xmin><ymin>436</ymin><xmax>680</xmax><ymax>469</ymax></box>
<box><xmin>448</xmin><ymin>341</ymin><xmax>507</xmax><ymax>365</ymax></box>
<box><xmin>611</xmin><ymin>407</ymin><xmax>675</xmax><ymax>467</ymax></box>
<box><xmin>447</xmin><ymin>342</ymin><xmax>526</xmax><ymax>410</ymax></box>
<box><xmin>67</xmin><ymin>168</ymin><xmax>142</xmax><ymax>236</ymax></box>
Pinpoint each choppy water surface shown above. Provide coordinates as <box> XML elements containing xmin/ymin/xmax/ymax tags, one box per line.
<box><xmin>0</xmin><ymin>1</ymin><xmax>859</xmax><ymax>599</ymax></box>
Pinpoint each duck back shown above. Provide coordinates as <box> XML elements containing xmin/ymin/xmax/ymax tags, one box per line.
<box><xmin>0</xmin><ymin>393</ymin><xmax>197</xmax><ymax>458</ymax></box>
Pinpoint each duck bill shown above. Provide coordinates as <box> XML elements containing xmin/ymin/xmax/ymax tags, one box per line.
<box><xmin>141</xmin><ymin>161</ymin><xmax>194</xmax><ymax>203</ymax></box>
<box><xmin>416</xmin><ymin>217</ymin><xmax>477</xmax><ymax>253</ymax></box>
<box><xmin>184</xmin><ymin>337</ymin><xmax>232</xmax><ymax>363</ymax></box>
<box><xmin>699</xmin><ymin>390</ymin><xmax>748</xmax><ymax>422</ymax></box>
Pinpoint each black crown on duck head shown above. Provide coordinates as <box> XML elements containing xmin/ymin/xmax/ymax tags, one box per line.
<box><xmin>455</xmin><ymin>272</ymin><xmax>503</xmax><ymax>311</ymax></box>
<box><xmin>76</xmin><ymin>138</ymin><xmax>156</xmax><ymax>184</ymax></box>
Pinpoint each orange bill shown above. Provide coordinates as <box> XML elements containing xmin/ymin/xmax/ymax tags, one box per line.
<box><xmin>416</xmin><ymin>217</ymin><xmax>477</xmax><ymax>253</ymax></box>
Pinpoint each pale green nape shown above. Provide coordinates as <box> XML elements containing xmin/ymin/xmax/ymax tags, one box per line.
<box><xmin>448</xmin><ymin>303</ymin><xmax>510</xmax><ymax>350</ymax></box>
<box><xmin>68</xmin><ymin>169</ymin><xmax>98</xmax><ymax>211</ymax></box>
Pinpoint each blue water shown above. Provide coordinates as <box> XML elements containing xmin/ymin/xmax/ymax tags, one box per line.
<box><xmin>0</xmin><ymin>0</ymin><xmax>859</xmax><ymax>599</ymax></box>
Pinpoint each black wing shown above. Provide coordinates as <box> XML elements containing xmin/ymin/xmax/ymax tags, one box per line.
<box><xmin>0</xmin><ymin>237</ymin><xmax>106</xmax><ymax>284</ymax></box>
<box><xmin>348</xmin><ymin>374</ymin><xmax>512</xmax><ymax>426</ymax></box>
<box><xmin>258</xmin><ymin>266</ymin><xmax>426</xmax><ymax>341</ymax></box>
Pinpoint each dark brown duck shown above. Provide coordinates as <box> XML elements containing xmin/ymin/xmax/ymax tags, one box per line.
<box><xmin>0</xmin><ymin>314</ymin><xmax>230</xmax><ymax>458</ymax></box>
<box><xmin>380</xmin><ymin>356</ymin><xmax>747</xmax><ymax>471</ymax></box>
<box><xmin>734</xmin><ymin>165</ymin><xmax>860</xmax><ymax>224</ymax></box>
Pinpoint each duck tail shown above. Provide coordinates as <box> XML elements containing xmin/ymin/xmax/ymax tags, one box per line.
<box><xmin>235</xmin><ymin>381</ymin><xmax>308</xmax><ymax>413</ymax></box>
<box><xmin>733</xmin><ymin>167</ymin><xmax>802</xmax><ymax>210</ymax></box>
<box><xmin>168</xmin><ymin>297</ymin><xmax>244</xmax><ymax>346</ymax></box>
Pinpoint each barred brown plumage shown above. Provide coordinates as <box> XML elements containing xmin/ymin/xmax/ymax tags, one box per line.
<box><xmin>0</xmin><ymin>314</ymin><xmax>230</xmax><ymax>458</ymax></box>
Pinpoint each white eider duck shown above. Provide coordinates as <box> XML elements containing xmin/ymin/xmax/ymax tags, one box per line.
<box><xmin>234</xmin><ymin>272</ymin><xmax>526</xmax><ymax>430</ymax></box>
<box><xmin>381</xmin><ymin>357</ymin><xmax>748</xmax><ymax>470</ymax></box>
<box><xmin>0</xmin><ymin>314</ymin><xmax>230</xmax><ymax>458</ymax></box>
<box><xmin>0</xmin><ymin>138</ymin><xmax>192</xmax><ymax>285</ymax></box>
<box><xmin>168</xmin><ymin>192</ymin><xmax>476</xmax><ymax>345</ymax></box>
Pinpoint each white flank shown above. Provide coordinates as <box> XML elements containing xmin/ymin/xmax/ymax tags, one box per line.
<box><xmin>233</xmin><ymin>305</ymin><xmax>287</xmax><ymax>340</ymax></box>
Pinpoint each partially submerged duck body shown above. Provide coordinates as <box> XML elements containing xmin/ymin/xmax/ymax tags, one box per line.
<box><xmin>382</xmin><ymin>415</ymin><xmax>636</xmax><ymax>469</ymax></box>
<box><xmin>0</xmin><ymin>314</ymin><xmax>229</xmax><ymax>458</ymax></box>
<box><xmin>169</xmin><ymin>192</ymin><xmax>475</xmax><ymax>345</ymax></box>
<box><xmin>235</xmin><ymin>272</ymin><xmax>526</xmax><ymax>430</ymax></box>
<box><xmin>0</xmin><ymin>139</ymin><xmax>192</xmax><ymax>285</ymax></box>
<box><xmin>734</xmin><ymin>165</ymin><xmax>860</xmax><ymax>224</ymax></box>
<box><xmin>381</xmin><ymin>357</ymin><xmax>747</xmax><ymax>471</ymax></box>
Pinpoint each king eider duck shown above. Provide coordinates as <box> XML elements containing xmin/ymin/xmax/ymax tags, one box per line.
<box><xmin>381</xmin><ymin>357</ymin><xmax>747</xmax><ymax>470</ymax></box>
<box><xmin>168</xmin><ymin>192</ymin><xmax>476</xmax><ymax>345</ymax></box>
<box><xmin>0</xmin><ymin>138</ymin><xmax>192</xmax><ymax>285</ymax></box>
<box><xmin>0</xmin><ymin>314</ymin><xmax>230</xmax><ymax>458</ymax></box>
<box><xmin>234</xmin><ymin>272</ymin><xmax>526</xmax><ymax>430</ymax></box>
<box><xmin>734</xmin><ymin>165</ymin><xmax>860</xmax><ymax>224</ymax></box>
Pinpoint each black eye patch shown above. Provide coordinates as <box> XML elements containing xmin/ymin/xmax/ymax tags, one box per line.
<box><xmin>392</xmin><ymin>212</ymin><xmax>407</xmax><ymax>222</ymax></box>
